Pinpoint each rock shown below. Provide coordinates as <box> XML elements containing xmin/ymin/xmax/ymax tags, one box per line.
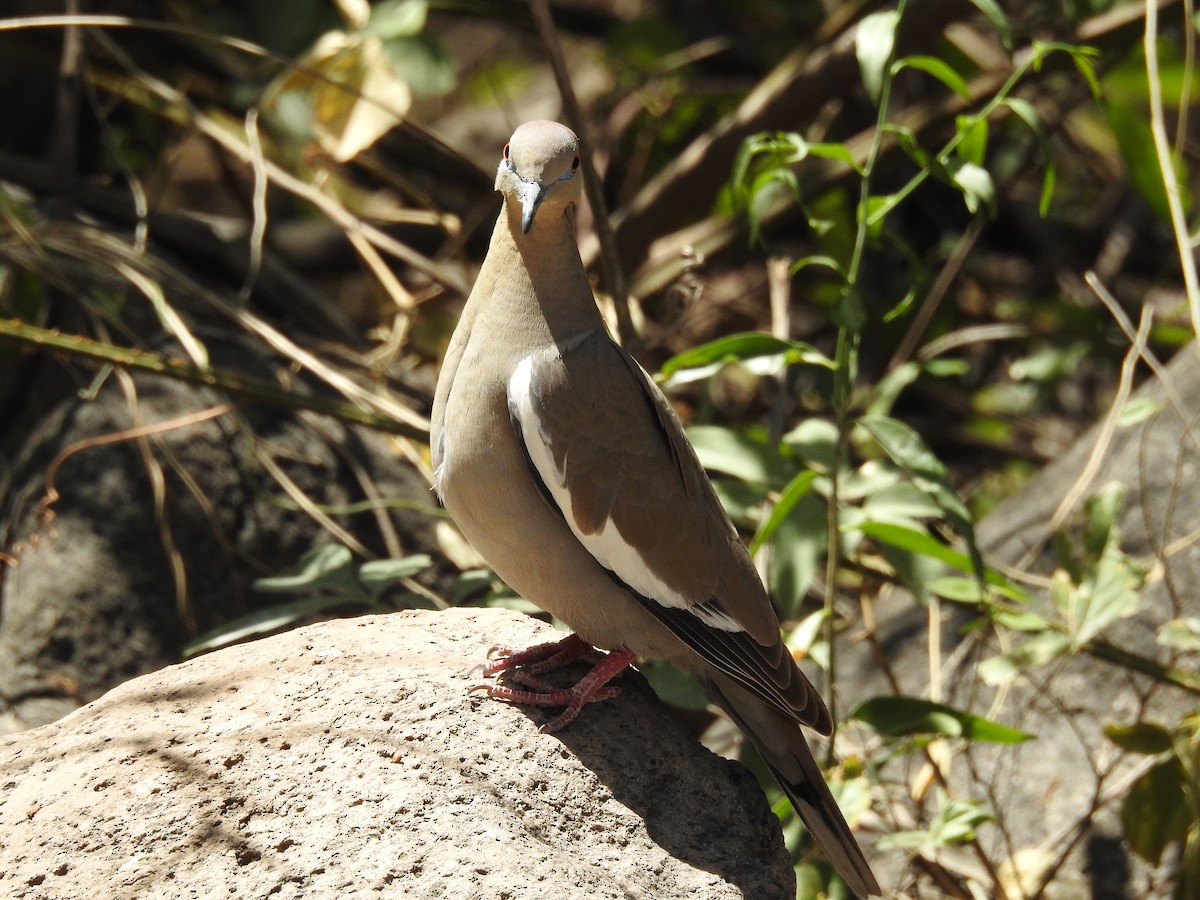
<box><xmin>0</xmin><ymin>607</ymin><xmax>794</xmax><ymax>900</ymax></box>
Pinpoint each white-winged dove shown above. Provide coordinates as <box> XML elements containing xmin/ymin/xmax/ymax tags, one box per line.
<box><xmin>430</xmin><ymin>120</ymin><xmax>881</xmax><ymax>898</ymax></box>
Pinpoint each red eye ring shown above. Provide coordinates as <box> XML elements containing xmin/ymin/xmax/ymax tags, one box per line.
<box><xmin>502</xmin><ymin>142</ymin><xmax>510</xmax><ymax>161</ymax></box>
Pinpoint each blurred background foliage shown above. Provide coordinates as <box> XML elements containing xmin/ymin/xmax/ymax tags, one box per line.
<box><xmin>1</xmin><ymin>0</ymin><xmax>1198</xmax><ymax>896</ymax></box>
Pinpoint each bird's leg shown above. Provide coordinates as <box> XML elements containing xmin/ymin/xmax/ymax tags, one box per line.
<box><xmin>472</xmin><ymin>634</ymin><xmax>636</xmax><ymax>733</ymax></box>
<box><xmin>483</xmin><ymin>632</ymin><xmax>602</xmax><ymax>676</ymax></box>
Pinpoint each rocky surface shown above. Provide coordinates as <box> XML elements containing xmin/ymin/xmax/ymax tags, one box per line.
<box><xmin>0</xmin><ymin>607</ymin><xmax>794</xmax><ymax>900</ymax></box>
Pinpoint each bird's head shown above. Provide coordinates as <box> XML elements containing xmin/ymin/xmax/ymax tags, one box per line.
<box><xmin>495</xmin><ymin>120</ymin><xmax>582</xmax><ymax>235</ymax></box>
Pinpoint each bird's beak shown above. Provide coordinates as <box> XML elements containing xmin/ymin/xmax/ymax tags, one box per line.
<box><xmin>518</xmin><ymin>180</ymin><xmax>545</xmax><ymax>234</ymax></box>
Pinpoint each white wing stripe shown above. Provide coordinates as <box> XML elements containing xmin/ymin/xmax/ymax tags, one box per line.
<box><xmin>509</xmin><ymin>349</ymin><xmax>742</xmax><ymax>633</ymax></box>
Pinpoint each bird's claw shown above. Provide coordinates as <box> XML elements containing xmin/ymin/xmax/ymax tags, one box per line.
<box><xmin>467</xmin><ymin>636</ymin><xmax>636</xmax><ymax>732</ymax></box>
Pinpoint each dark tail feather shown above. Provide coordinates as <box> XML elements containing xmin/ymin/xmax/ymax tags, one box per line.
<box><xmin>703</xmin><ymin>674</ymin><xmax>881</xmax><ymax>898</ymax></box>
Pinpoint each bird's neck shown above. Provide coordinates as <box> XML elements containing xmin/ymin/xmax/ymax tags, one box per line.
<box><xmin>470</xmin><ymin>202</ymin><xmax>606</xmax><ymax>346</ymax></box>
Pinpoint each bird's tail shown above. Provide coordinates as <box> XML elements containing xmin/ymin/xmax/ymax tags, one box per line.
<box><xmin>702</xmin><ymin>674</ymin><xmax>881</xmax><ymax>898</ymax></box>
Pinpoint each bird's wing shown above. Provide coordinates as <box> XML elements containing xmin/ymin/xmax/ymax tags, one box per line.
<box><xmin>506</xmin><ymin>328</ymin><xmax>830</xmax><ymax>732</ymax></box>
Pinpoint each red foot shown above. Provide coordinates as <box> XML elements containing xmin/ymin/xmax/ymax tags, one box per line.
<box><xmin>484</xmin><ymin>633</ymin><xmax>602</xmax><ymax>676</ymax></box>
<box><xmin>471</xmin><ymin>633</ymin><xmax>636</xmax><ymax>733</ymax></box>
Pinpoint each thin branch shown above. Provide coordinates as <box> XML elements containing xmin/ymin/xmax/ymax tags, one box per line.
<box><xmin>252</xmin><ymin>443</ymin><xmax>371</xmax><ymax>558</ymax></box>
<box><xmin>1049</xmin><ymin>307</ymin><xmax>1152</xmax><ymax>530</ymax></box>
<box><xmin>1144</xmin><ymin>0</ymin><xmax>1200</xmax><ymax>332</ymax></box>
<box><xmin>238</xmin><ymin>107</ymin><xmax>268</xmax><ymax>303</ymax></box>
<box><xmin>50</xmin><ymin>0</ymin><xmax>83</xmax><ymax>189</ymax></box>
<box><xmin>88</xmin><ymin>29</ymin><xmax>468</xmax><ymax>295</ymax></box>
<box><xmin>891</xmin><ymin>215</ymin><xmax>987</xmax><ymax>371</ymax></box>
<box><xmin>0</xmin><ymin>318</ymin><xmax>428</xmax><ymax>439</ymax></box>
<box><xmin>112</xmin><ymin>362</ymin><xmax>195</xmax><ymax>637</ymax></box>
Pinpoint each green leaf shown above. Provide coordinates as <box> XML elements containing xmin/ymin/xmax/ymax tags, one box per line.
<box><xmin>1118</xmin><ymin>398</ymin><xmax>1161</xmax><ymax>427</ymax></box>
<box><xmin>877</xmin><ymin>791</ymin><xmax>994</xmax><ymax>851</ymax></box>
<box><xmin>931</xmin><ymin>796</ymin><xmax>994</xmax><ymax>844</ymax></box>
<box><xmin>183</xmin><ymin>594</ymin><xmax>362</xmax><ymax>658</ymax></box>
<box><xmin>978</xmin><ymin>631</ymin><xmax>1072</xmax><ymax>685</ymax></box>
<box><xmin>768</xmin><ymin>492</ymin><xmax>826</xmax><ymax>620</ymax></box>
<box><xmin>864</xmin><ymin>192</ymin><xmax>896</xmax><ymax>233</ymax></box>
<box><xmin>486</xmin><ymin>593</ymin><xmax>544</xmax><ymax>616</ymax></box>
<box><xmin>930</xmin><ymin>575</ymin><xmax>985</xmax><ymax>603</ymax></box>
<box><xmin>856</xmin><ymin>521</ymin><xmax>1015</xmax><ymax>593</ymax></box>
<box><xmin>747</xmin><ymin>167</ymin><xmax>799</xmax><ymax>241</ymax></box>
<box><xmin>863</xmin><ymin>481</ymin><xmax>945</xmax><ymax>522</ymax></box>
<box><xmin>1158</xmin><ymin>617</ymin><xmax>1200</xmax><ymax>652</ymax></box>
<box><xmin>967</xmin><ymin>0</ymin><xmax>1012</xmax><ymax>52</ymax></box>
<box><xmin>877</xmin><ymin>541</ymin><xmax>944</xmax><ymax>606</ymax></box>
<box><xmin>991</xmin><ymin>607</ymin><xmax>1051</xmax><ymax>631</ymax></box>
<box><xmin>733</xmin><ymin>132</ymin><xmax>806</xmax><ymax>199</ymax></box>
<box><xmin>955</xmin><ymin>115</ymin><xmax>988</xmax><ymax>167</ymax></box>
<box><xmin>1051</xmin><ymin>487</ymin><xmax>1144</xmax><ymax>649</ymax></box>
<box><xmin>856</xmin><ymin>10</ymin><xmax>900</xmax><ymax>106</ymax></box>
<box><xmin>866</xmin><ymin>361</ymin><xmax>920</xmax><ymax>418</ymax></box>
<box><xmin>1104</xmin><ymin>721</ymin><xmax>1174</xmax><ymax>755</ymax></box>
<box><xmin>974</xmin><ymin>381</ymin><xmax>1038</xmax><ymax>415</ymax></box>
<box><xmin>805</xmin><ymin>141</ymin><xmax>863</xmax><ymax>174</ymax></box>
<box><xmin>1105</xmin><ymin>101</ymin><xmax>1187</xmax><ymax>223</ymax></box>
<box><xmin>782</xmin><ymin>418</ymin><xmax>839</xmax><ymax>471</ymax></box>
<box><xmin>856</xmin><ymin>417</ymin><xmax>968</xmax><ymax>519</ymax></box>
<box><xmin>686</xmin><ymin>425</ymin><xmax>792</xmax><ymax>485</ymax></box>
<box><xmin>794</xmin><ymin>863</ymin><xmax>825</xmax><ymax>900</ymax></box>
<box><xmin>731</xmin><ymin>137</ymin><xmax>756</xmax><ymax>197</ymax></box>
<box><xmin>640</xmin><ymin>661</ymin><xmax>711</xmax><ymax>711</ymax></box>
<box><xmin>788</xmin><ymin>254</ymin><xmax>846</xmax><ymax>280</ymax></box>
<box><xmin>852</xmin><ymin>695</ymin><xmax>1033</xmax><ymax>743</ymax></box>
<box><xmin>358</xmin><ymin>554</ymin><xmax>432</xmax><ymax>596</ymax></box>
<box><xmin>659</xmin><ymin>331</ymin><xmax>833</xmax><ymax>387</ymax></box>
<box><xmin>365</xmin><ymin>0</ymin><xmax>428</xmax><ymax>38</ymax></box>
<box><xmin>884</xmin><ymin>282</ymin><xmax>919</xmax><ymax>323</ymax></box>
<box><xmin>449</xmin><ymin>568</ymin><xmax>497</xmax><ymax>605</ymax></box>
<box><xmin>381</xmin><ymin>35</ymin><xmax>455</xmax><ymax>97</ymax></box>
<box><xmin>926</xmin><ymin>359</ymin><xmax>970</xmax><ymax>378</ymax></box>
<box><xmin>254</xmin><ymin>544</ymin><xmax>356</xmax><ymax>594</ymax></box>
<box><xmin>750</xmin><ymin>469</ymin><xmax>819</xmax><ymax>554</ymax></box>
<box><xmin>1122</xmin><ymin>757</ymin><xmax>1192</xmax><ymax>865</ymax></box>
<box><xmin>857</xmin><ymin>416</ymin><xmax>984</xmax><ymax>581</ymax></box>
<box><xmin>948</xmin><ymin>160</ymin><xmax>997</xmax><ymax>216</ymax></box>
<box><xmin>784</xmin><ymin>608</ymin><xmax>828</xmax><ymax>655</ymax></box>
<box><xmin>1067</xmin><ymin>43</ymin><xmax>1103</xmax><ymax>100</ymax></box>
<box><xmin>1037</xmin><ymin>157</ymin><xmax>1057</xmax><ymax>218</ymax></box>
<box><xmin>893</xmin><ymin>55</ymin><xmax>970</xmax><ymax>99</ymax></box>
<box><xmin>1009</xmin><ymin>342</ymin><xmax>1088</xmax><ymax>382</ymax></box>
<box><xmin>840</xmin><ymin>465</ymin><xmax>901</xmax><ymax>504</ymax></box>
<box><xmin>1066</xmin><ymin>557</ymin><xmax>1142</xmax><ymax>648</ymax></box>
<box><xmin>1082</xmin><ymin>483</ymin><xmax>1125</xmax><ymax>560</ymax></box>
<box><xmin>1002</xmin><ymin>97</ymin><xmax>1056</xmax><ymax>216</ymax></box>
<box><xmin>889</xmin><ymin>124</ymin><xmax>932</xmax><ymax>169</ymax></box>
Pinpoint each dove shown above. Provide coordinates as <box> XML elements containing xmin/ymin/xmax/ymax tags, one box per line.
<box><xmin>430</xmin><ymin>120</ymin><xmax>880</xmax><ymax>897</ymax></box>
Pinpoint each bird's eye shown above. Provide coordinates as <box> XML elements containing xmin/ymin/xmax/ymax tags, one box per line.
<box><xmin>502</xmin><ymin>143</ymin><xmax>510</xmax><ymax>161</ymax></box>
<box><xmin>571</xmin><ymin>154</ymin><xmax>580</xmax><ymax>172</ymax></box>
